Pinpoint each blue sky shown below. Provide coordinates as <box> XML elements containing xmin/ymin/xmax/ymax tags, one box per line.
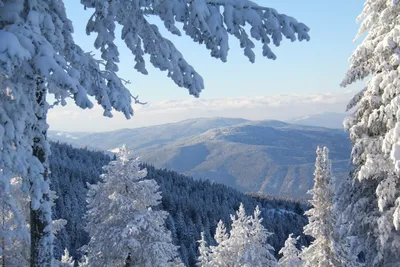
<box><xmin>50</xmin><ymin>1</ymin><xmax>365</xmax><ymax>132</ymax></box>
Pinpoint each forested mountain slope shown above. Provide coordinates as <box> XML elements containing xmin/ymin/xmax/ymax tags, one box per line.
<box><xmin>49</xmin><ymin>118</ymin><xmax>351</xmax><ymax>200</ymax></box>
<box><xmin>49</xmin><ymin>142</ymin><xmax>310</xmax><ymax>266</ymax></box>
<box><xmin>139</xmin><ymin>121</ymin><xmax>350</xmax><ymax>199</ymax></box>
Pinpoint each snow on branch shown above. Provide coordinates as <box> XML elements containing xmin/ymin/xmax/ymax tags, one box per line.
<box><xmin>82</xmin><ymin>0</ymin><xmax>310</xmax><ymax>97</ymax></box>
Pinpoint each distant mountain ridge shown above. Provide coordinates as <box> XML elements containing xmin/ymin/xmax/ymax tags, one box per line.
<box><xmin>49</xmin><ymin>117</ymin><xmax>351</xmax><ymax>199</ymax></box>
<box><xmin>288</xmin><ymin>112</ymin><xmax>348</xmax><ymax>129</ymax></box>
<box><xmin>49</xmin><ymin>117</ymin><xmax>249</xmax><ymax>151</ymax></box>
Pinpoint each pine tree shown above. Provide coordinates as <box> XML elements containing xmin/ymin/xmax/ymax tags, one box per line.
<box><xmin>84</xmin><ymin>146</ymin><xmax>179</xmax><ymax>266</ymax></box>
<box><xmin>210</xmin><ymin>220</ymin><xmax>230</xmax><ymax>266</ymax></box>
<box><xmin>58</xmin><ymin>248</ymin><xmax>75</xmax><ymax>267</ymax></box>
<box><xmin>0</xmin><ymin>1</ymin><xmax>310</xmax><ymax>264</ymax></box>
<box><xmin>197</xmin><ymin>232</ymin><xmax>212</xmax><ymax>267</ymax></box>
<box><xmin>214</xmin><ymin>220</ymin><xmax>229</xmax><ymax>245</ymax></box>
<box><xmin>278</xmin><ymin>234</ymin><xmax>301</xmax><ymax>267</ymax></box>
<box><xmin>340</xmin><ymin>1</ymin><xmax>400</xmax><ymax>265</ymax></box>
<box><xmin>300</xmin><ymin>147</ymin><xmax>357</xmax><ymax>267</ymax></box>
<box><xmin>210</xmin><ymin>203</ymin><xmax>277</xmax><ymax>266</ymax></box>
<box><xmin>248</xmin><ymin>206</ymin><xmax>277</xmax><ymax>266</ymax></box>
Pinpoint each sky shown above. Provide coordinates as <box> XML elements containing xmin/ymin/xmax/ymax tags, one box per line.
<box><xmin>49</xmin><ymin>0</ymin><xmax>365</xmax><ymax>132</ymax></box>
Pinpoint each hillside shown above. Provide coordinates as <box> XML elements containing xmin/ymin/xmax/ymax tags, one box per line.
<box><xmin>49</xmin><ymin>118</ymin><xmax>351</xmax><ymax>199</ymax></box>
<box><xmin>49</xmin><ymin>142</ymin><xmax>310</xmax><ymax>266</ymax></box>
<box><xmin>139</xmin><ymin>122</ymin><xmax>350</xmax><ymax>199</ymax></box>
<box><xmin>48</xmin><ymin>117</ymin><xmax>249</xmax><ymax>151</ymax></box>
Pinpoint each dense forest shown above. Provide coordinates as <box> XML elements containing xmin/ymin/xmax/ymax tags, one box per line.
<box><xmin>49</xmin><ymin>142</ymin><xmax>310</xmax><ymax>266</ymax></box>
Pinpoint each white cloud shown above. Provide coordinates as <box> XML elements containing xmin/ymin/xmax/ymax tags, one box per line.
<box><xmin>48</xmin><ymin>91</ymin><xmax>353</xmax><ymax>132</ymax></box>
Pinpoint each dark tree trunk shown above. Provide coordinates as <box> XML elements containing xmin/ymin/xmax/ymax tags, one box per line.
<box><xmin>125</xmin><ymin>253</ymin><xmax>132</xmax><ymax>267</ymax></box>
<box><xmin>30</xmin><ymin>78</ymin><xmax>53</xmax><ymax>267</ymax></box>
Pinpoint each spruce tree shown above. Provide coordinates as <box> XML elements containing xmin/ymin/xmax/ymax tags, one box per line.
<box><xmin>197</xmin><ymin>232</ymin><xmax>212</xmax><ymax>267</ymax></box>
<box><xmin>209</xmin><ymin>203</ymin><xmax>277</xmax><ymax>266</ymax></box>
<box><xmin>84</xmin><ymin>146</ymin><xmax>178</xmax><ymax>266</ymax></box>
<box><xmin>340</xmin><ymin>1</ymin><xmax>400</xmax><ymax>265</ymax></box>
<box><xmin>300</xmin><ymin>147</ymin><xmax>357</xmax><ymax>267</ymax></box>
<box><xmin>278</xmin><ymin>234</ymin><xmax>302</xmax><ymax>267</ymax></box>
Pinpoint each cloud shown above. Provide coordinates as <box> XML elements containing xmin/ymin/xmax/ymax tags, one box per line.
<box><xmin>48</xmin><ymin>91</ymin><xmax>353</xmax><ymax>132</ymax></box>
<box><xmin>139</xmin><ymin>93</ymin><xmax>349</xmax><ymax>113</ymax></box>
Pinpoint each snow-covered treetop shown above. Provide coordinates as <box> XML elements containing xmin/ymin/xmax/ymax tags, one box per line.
<box><xmin>85</xmin><ymin>145</ymin><xmax>177</xmax><ymax>266</ymax></box>
<box><xmin>278</xmin><ymin>233</ymin><xmax>301</xmax><ymax>267</ymax></box>
<box><xmin>341</xmin><ymin>0</ymin><xmax>399</xmax><ymax>86</ymax></box>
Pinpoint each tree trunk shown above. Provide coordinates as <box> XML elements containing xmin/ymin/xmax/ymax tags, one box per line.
<box><xmin>125</xmin><ymin>253</ymin><xmax>132</xmax><ymax>267</ymax></box>
<box><xmin>29</xmin><ymin>78</ymin><xmax>53</xmax><ymax>267</ymax></box>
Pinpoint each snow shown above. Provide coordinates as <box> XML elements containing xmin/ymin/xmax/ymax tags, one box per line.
<box><xmin>340</xmin><ymin>0</ymin><xmax>400</xmax><ymax>264</ymax></box>
<box><xmin>300</xmin><ymin>147</ymin><xmax>358</xmax><ymax>267</ymax></box>
<box><xmin>278</xmin><ymin>234</ymin><xmax>302</xmax><ymax>267</ymax></box>
<box><xmin>200</xmin><ymin>203</ymin><xmax>277</xmax><ymax>266</ymax></box>
<box><xmin>84</xmin><ymin>146</ymin><xmax>178</xmax><ymax>266</ymax></box>
<box><xmin>55</xmin><ymin>132</ymin><xmax>79</xmax><ymax>140</ymax></box>
<box><xmin>109</xmin><ymin>147</ymin><xmax>120</xmax><ymax>153</ymax></box>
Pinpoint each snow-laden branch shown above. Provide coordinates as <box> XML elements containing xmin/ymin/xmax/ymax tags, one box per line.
<box><xmin>83</xmin><ymin>0</ymin><xmax>310</xmax><ymax>97</ymax></box>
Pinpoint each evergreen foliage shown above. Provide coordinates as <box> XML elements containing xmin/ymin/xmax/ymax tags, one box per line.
<box><xmin>48</xmin><ymin>142</ymin><xmax>310</xmax><ymax>266</ymax></box>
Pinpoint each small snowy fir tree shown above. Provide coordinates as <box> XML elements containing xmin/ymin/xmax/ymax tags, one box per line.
<box><xmin>300</xmin><ymin>147</ymin><xmax>358</xmax><ymax>267</ymax></box>
<box><xmin>340</xmin><ymin>0</ymin><xmax>400</xmax><ymax>265</ymax></box>
<box><xmin>84</xmin><ymin>145</ymin><xmax>178</xmax><ymax>266</ymax></box>
<box><xmin>215</xmin><ymin>220</ymin><xmax>229</xmax><ymax>245</ymax></box>
<box><xmin>209</xmin><ymin>220</ymin><xmax>230</xmax><ymax>266</ymax></box>
<box><xmin>210</xmin><ymin>203</ymin><xmax>277</xmax><ymax>267</ymax></box>
<box><xmin>197</xmin><ymin>232</ymin><xmax>212</xmax><ymax>267</ymax></box>
<box><xmin>0</xmin><ymin>0</ymin><xmax>310</xmax><ymax>264</ymax></box>
<box><xmin>57</xmin><ymin>248</ymin><xmax>75</xmax><ymax>267</ymax></box>
<box><xmin>248</xmin><ymin>206</ymin><xmax>278</xmax><ymax>266</ymax></box>
<box><xmin>77</xmin><ymin>255</ymin><xmax>89</xmax><ymax>267</ymax></box>
<box><xmin>278</xmin><ymin>234</ymin><xmax>302</xmax><ymax>267</ymax></box>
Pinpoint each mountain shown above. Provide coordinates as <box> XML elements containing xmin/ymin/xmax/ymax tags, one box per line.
<box><xmin>48</xmin><ymin>117</ymin><xmax>249</xmax><ymax>151</ymax></box>
<box><xmin>49</xmin><ymin>118</ymin><xmax>351</xmax><ymax>199</ymax></box>
<box><xmin>138</xmin><ymin>122</ymin><xmax>351</xmax><ymax>199</ymax></box>
<box><xmin>288</xmin><ymin>112</ymin><xmax>348</xmax><ymax>129</ymax></box>
<box><xmin>49</xmin><ymin>142</ymin><xmax>310</xmax><ymax>266</ymax></box>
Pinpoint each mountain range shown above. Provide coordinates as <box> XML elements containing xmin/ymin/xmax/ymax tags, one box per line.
<box><xmin>48</xmin><ymin>117</ymin><xmax>351</xmax><ymax>199</ymax></box>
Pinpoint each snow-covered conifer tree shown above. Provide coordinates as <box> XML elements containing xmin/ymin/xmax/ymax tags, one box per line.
<box><xmin>335</xmin><ymin>173</ymin><xmax>381</xmax><ymax>265</ymax></box>
<box><xmin>0</xmin><ymin>1</ymin><xmax>310</xmax><ymax>265</ymax></box>
<box><xmin>58</xmin><ymin>248</ymin><xmax>74</xmax><ymax>267</ymax></box>
<box><xmin>209</xmin><ymin>220</ymin><xmax>229</xmax><ymax>266</ymax></box>
<box><xmin>77</xmin><ymin>255</ymin><xmax>89</xmax><ymax>267</ymax></box>
<box><xmin>197</xmin><ymin>232</ymin><xmax>212</xmax><ymax>267</ymax></box>
<box><xmin>210</xmin><ymin>203</ymin><xmax>277</xmax><ymax>266</ymax></box>
<box><xmin>84</xmin><ymin>146</ymin><xmax>178</xmax><ymax>266</ymax></box>
<box><xmin>214</xmin><ymin>220</ymin><xmax>229</xmax><ymax>245</ymax></box>
<box><xmin>340</xmin><ymin>1</ymin><xmax>400</xmax><ymax>265</ymax></box>
<box><xmin>300</xmin><ymin>147</ymin><xmax>357</xmax><ymax>267</ymax></box>
<box><xmin>278</xmin><ymin>234</ymin><xmax>302</xmax><ymax>267</ymax></box>
<box><xmin>248</xmin><ymin>206</ymin><xmax>277</xmax><ymax>266</ymax></box>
